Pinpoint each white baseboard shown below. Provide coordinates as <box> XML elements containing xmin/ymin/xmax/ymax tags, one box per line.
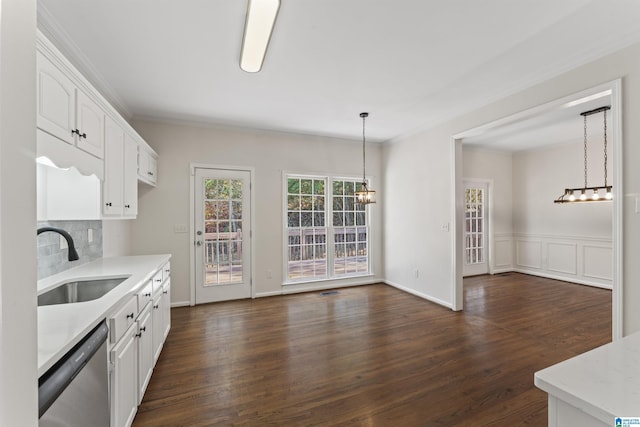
<box><xmin>254</xmin><ymin>290</ymin><xmax>283</xmax><ymax>298</ymax></box>
<box><xmin>170</xmin><ymin>300</ymin><xmax>191</xmax><ymax>307</ymax></box>
<box><xmin>512</xmin><ymin>269</ymin><xmax>613</xmax><ymax>290</ymax></box>
<box><xmin>384</xmin><ymin>280</ymin><xmax>453</xmax><ymax>309</ymax></box>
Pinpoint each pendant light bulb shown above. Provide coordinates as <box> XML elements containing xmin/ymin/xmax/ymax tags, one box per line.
<box><xmin>606</xmin><ymin>187</ymin><xmax>613</xmax><ymax>200</ymax></box>
<box><xmin>580</xmin><ymin>190</ymin><xmax>587</xmax><ymax>201</ymax></box>
<box><xmin>592</xmin><ymin>190</ymin><xmax>600</xmax><ymax>200</ymax></box>
<box><xmin>568</xmin><ymin>191</ymin><xmax>576</xmax><ymax>202</ymax></box>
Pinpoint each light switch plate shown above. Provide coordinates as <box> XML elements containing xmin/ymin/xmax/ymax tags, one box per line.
<box><xmin>174</xmin><ymin>224</ymin><xmax>188</xmax><ymax>233</ymax></box>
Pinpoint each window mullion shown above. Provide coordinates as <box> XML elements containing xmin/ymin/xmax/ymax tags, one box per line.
<box><xmin>327</xmin><ymin>177</ymin><xmax>335</xmax><ymax>278</ymax></box>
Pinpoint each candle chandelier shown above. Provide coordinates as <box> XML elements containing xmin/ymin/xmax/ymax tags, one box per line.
<box><xmin>355</xmin><ymin>112</ymin><xmax>376</xmax><ymax>205</ymax></box>
<box><xmin>554</xmin><ymin>106</ymin><xmax>612</xmax><ymax>204</ymax></box>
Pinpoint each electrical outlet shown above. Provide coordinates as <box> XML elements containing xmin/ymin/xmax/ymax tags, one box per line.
<box><xmin>441</xmin><ymin>223</ymin><xmax>450</xmax><ymax>232</ymax></box>
<box><xmin>267</xmin><ymin>270</ymin><xmax>273</xmax><ymax>279</ymax></box>
<box><xmin>414</xmin><ymin>269</ymin><xmax>419</xmax><ymax>279</ymax></box>
<box><xmin>88</xmin><ymin>228</ymin><xmax>93</xmax><ymax>243</ymax></box>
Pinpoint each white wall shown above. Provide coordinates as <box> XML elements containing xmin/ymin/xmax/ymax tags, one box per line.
<box><xmin>462</xmin><ymin>147</ymin><xmax>513</xmax><ymax>272</ymax></box>
<box><xmin>513</xmin><ymin>142</ymin><xmax>612</xmax><ymax>238</ymax></box>
<box><xmin>384</xmin><ymin>40</ymin><xmax>640</xmax><ymax>335</ymax></box>
<box><xmin>130</xmin><ymin>120</ymin><xmax>383</xmax><ymax>305</ymax></box>
<box><xmin>463</xmin><ymin>143</ymin><xmax>613</xmax><ymax>286</ymax></box>
<box><xmin>0</xmin><ymin>0</ymin><xmax>38</xmax><ymax>425</ymax></box>
<box><xmin>102</xmin><ymin>219</ymin><xmax>132</xmax><ymax>257</ymax></box>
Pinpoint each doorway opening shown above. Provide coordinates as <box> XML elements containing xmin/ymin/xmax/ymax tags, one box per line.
<box><xmin>450</xmin><ymin>80</ymin><xmax>622</xmax><ymax>341</ymax></box>
<box><xmin>190</xmin><ymin>165</ymin><xmax>255</xmax><ymax>305</ymax></box>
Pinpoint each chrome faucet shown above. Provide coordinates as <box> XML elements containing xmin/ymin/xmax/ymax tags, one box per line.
<box><xmin>37</xmin><ymin>227</ymin><xmax>80</xmax><ymax>261</ymax></box>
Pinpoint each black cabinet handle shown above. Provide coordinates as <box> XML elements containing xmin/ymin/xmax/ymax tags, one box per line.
<box><xmin>71</xmin><ymin>129</ymin><xmax>80</xmax><ymax>136</ymax></box>
<box><xmin>80</xmin><ymin>132</ymin><xmax>87</xmax><ymax>139</ymax></box>
<box><xmin>126</xmin><ymin>312</ymin><xmax>134</xmax><ymax>319</ymax></box>
<box><xmin>155</xmin><ymin>279</ymin><xmax>161</xmax><ymax>283</ymax></box>
<box><xmin>135</xmin><ymin>332</ymin><xmax>142</xmax><ymax>338</ymax></box>
<box><xmin>154</xmin><ymin>304</ymin><xmax>159</xmax><ymax>309</ymax></box>
<box><xmin>162</xmin><ymin>290</ymin><xmax>168</xmax><ymax>295</ymax></box>
<box><xmin>140</xmin><ymin>326</ymin><xmax>146</xmax><ymax>332</ymax></box>
<box><xmin>124</xmin><ymin>204</ymin><xmax>130</xmax><ymax>208</ymax></box>
<box><xmin>144</xmin><ymin>292</ymin><xmax>151</xmax><ymax>297</ymax></box>
<box><xmin>105</xmin><ymin>202</ymin><xmax>112</xmax><ymax>207</ymax></box>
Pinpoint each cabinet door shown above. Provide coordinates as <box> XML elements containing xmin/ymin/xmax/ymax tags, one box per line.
<box><xmin>137</xmin><ymin>306</ymin><xmax>154</xmax><ymax>404</ymax></box>
<box><xmin>162</xmin><ymin>279</ymin><xmax>171</xmax><ymax>340</ymax></box>
<box><xmin>138</xmin><ymin>149</ymin><xmax>158</xmax><ymax>186</ymax></box>
<box><xmin>123</xmin><ymin>134</ymin><xmax>139</xmax><ymax>217</ymax></box>
<box><xmin>103</xmin><ymin>117</ymin><xmax>124</xmax><ymax>216</ymax></box>
<box><xmin>76</xmin><ymin>89</ymin><xmax>105</xmax><ymax>159</ymax></box>
<box><xmin>152</xmin><ymin>292</ymin><xmax>164</xmax><ymax>363</ymax></box>
<box><xmin>110</xmin><ymin>323</ymin><xmax>138</xmax><ymax>427</ymax></box>
<box><xmin>36</xmin><ymin>52</ymin><xmax>76</xmax><ymax>144</ymax></box>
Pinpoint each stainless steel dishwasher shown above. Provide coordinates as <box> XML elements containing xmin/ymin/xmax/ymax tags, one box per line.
<box><xmin>39</xmin><ymin>320</ymin><xmax>110</xmax><ymax>426</ymax></box>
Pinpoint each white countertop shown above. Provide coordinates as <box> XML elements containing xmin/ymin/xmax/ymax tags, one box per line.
<box><xmin>38</xmin><ymin>254</ymin><xmax>171</xmax><ymax>376</ymax></box>
<box><xmin>535</xmin><ymin>331</ymin><xmax>640</xmax><ymax>422</ymax></box>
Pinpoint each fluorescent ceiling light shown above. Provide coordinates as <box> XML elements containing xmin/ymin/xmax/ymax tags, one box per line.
<box><xmin>240</xmin><ymin>0</ymin><xmax>280</xmax><ymax>73</ymax></box>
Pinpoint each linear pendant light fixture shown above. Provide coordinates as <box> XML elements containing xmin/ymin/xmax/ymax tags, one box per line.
<box><xmin>240</xmin><ymin>0</ymin><xmax>280</xmax><ymax>73</ymax></box>
<box><xmin>355</xmin><ymin>112</ymin><xmax>376</xmax><ymax>205</ymax></box>
<box><xmin>554</xmin><ymin>106</ymin><xmax>612</xmax><ymax>203</ymax></box>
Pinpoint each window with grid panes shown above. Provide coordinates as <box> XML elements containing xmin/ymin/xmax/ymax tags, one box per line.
<box><xmin>285</xmin><ymin>174</ymin><xmax>370</xmax><ymax>282</ymax></box>
<box><xmin>286</xmin><ymin>177</ymin><xmax>327</xmax><ymax>280</ymax></box>
<box><xmin>332</xmin><ymin>179</ymin><xmax>369</xmax><ymax>276</ymax></box>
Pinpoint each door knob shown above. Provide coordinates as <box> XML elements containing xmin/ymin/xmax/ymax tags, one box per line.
<box><xmin>196</xmin><ymin>241</ymin><xmax>202</xmax><ymax>246</ymax></box>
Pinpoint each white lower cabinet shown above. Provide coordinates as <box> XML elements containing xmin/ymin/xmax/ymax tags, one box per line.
<box><xmin>161</xmin><ymin>279</ymin><xmax>171</xmax><ymax>341</ymax></box>
<box><xmin>137</xmin><ymin>304</ymin><xmax>154</xmax><ymax>404</ymax></box>
<box><xmin>110</xmin><ymin>322</ymin><xmax>138</xmax><ymax>427</ymax></box>
<box><xmin>109</xmin><ymin>262</ymin><xmax>171</xmax><ymax>427</ymax></box>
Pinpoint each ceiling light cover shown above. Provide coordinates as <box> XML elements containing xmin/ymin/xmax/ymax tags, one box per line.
<box><xmin>240</xmin><ymin>0</ymin><xmax>280</xmax><ymax>73</ymax></box>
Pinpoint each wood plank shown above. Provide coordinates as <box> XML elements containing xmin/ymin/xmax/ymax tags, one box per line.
<box><xmin>133</xmin><ymin>273</ymin><xmax>611</xmax><ymax>426</ymax></box>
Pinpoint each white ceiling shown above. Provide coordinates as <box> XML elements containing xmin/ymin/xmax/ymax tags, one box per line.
<box><xmin>37</xmin><ymin>0</ymin><xmax>640</xmax><ymax>143</ymax></box>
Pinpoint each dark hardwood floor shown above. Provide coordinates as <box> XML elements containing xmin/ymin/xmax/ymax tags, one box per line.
<box><xmin>133</xmin><ymin>273</ymin><xmax>611</xmax><ymax>426</ymax></box>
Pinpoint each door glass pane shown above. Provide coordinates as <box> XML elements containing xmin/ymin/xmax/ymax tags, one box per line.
<box><xmin>464</xmin><ymin>186</ymin><xmax>485</xmax><ymax>266</ymax></box>
<box><xmin>203</xmin><ymin>178</ymin><xmax>244</xmax><ymax>286</ymax></box>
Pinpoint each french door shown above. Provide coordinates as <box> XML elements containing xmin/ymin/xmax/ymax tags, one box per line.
<box><xmin>463</xmin><ymin>180</ymin><xmax>489</xmax><ymax>277</ymax></box>
<box><xmin>194</xmin><ymin>168</ymin><xmax>252</xmax><ymax>304</ymax></box>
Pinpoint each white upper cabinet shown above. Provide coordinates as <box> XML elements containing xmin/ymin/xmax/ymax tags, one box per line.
<box><xmin>37</xmin><ymin>51</ymin><xmax>105</xmax><ymax>159</ymax></box>
<box><xmin>103</xmin><ymin>117</ymin><xmax>126</xmax><ymax>216</ymax></box>
<box><xmin>123</xmin><ymin>135</ymin><xmax>139</xmax><ymax>217</ymax></box>
<box><xmin>36</xmin><ymin>51</ymin><xmax>75</xmax><ymax>145</ymax></box>
<box><xmin>103</xmin><ymin>117</ymin><xmax>139</xmax><ymax>218</ymax></box>
<box><xmin>138</xmin><ymin>147</ymin><xmax>158</xmax><ymax>186</ymax></box>
<box><xmin>76</xmin><ymin>89</ymin><xmax>105</xmax><ymax>159</ymax></box>
<box><xmin>36</xmin><ymin>32</ymin><xmax>157</xmax><ymax>221</ymax></box>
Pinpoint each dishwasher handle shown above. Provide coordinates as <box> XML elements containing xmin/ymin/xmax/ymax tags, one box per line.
<box><xmin>38</xmin><ymin>320</ymin><xmax>109</xmax><ymax>418</ymax></box>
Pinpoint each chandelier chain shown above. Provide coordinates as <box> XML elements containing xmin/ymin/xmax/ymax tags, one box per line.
<box><xmin>583</xmin><ymin>114</ymin><xmax>588</xmax><ymax>188</ymax></box>
<box><xmin>604</xmin><ymin>109</ymin><xmax>608</xmax><ymax>187</ymax></box>
<box><xmin>362</xmin><ymin>113</ymin><xmax>367</xmax><ymax>183</ymax></box>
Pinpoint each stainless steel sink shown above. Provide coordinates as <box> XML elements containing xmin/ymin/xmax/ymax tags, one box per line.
<box><xmin>38</xmin><ymin>277</ymin><xmax>129</xmax><ymax>306</ymax></box>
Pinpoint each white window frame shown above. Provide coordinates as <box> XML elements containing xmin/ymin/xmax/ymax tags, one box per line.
<box><xmin>283</xmin><ymin>172</ymin><xmax>372</xmax><ymax>285</ymax></box>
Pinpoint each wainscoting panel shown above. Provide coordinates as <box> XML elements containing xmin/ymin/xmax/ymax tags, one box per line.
<box><xmin>512</xmin><ymin>233</ymin><xmax>612</xmax><ymax>289</ymax></box>
<box><xmin>516</xmin><ymin>239</ymin><xmax>542</xmax><ymax>269</ymax></box>
<box><xmin>583</xmin><ymin>245</ymin><xmax>613</xmax><ymax>281</ymax></box>
<box><xmin>493</xmin><ymin>235</ymin><xmax>513</xmax><ymax>273</ymax></box>
<box><xmin>547</xmin><ymin>242</ymin><xmax>577</xmax><ymax>275</ymax></box>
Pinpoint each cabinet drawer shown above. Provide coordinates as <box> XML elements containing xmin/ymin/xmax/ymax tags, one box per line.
<box><xmin>137</xmin><ymin>280</ymin><xmax>154</xmax><ymax>312</ymax></box>
<box><xmin>109</xmin><ymin>296</ymin><xmax>137</xmax><ymax>344</ymax></box>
